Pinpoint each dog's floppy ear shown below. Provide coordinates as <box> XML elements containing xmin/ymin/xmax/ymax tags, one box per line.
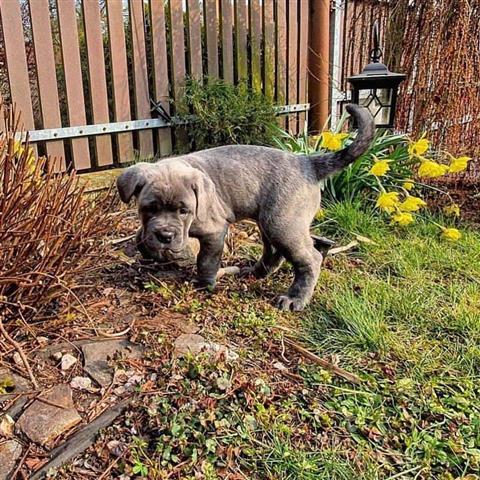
<box><xmin>117</xmin><ymin>163</ymin><xmax>155</xmax><ymax>203</ymax></box>
<box><xmin>192</xmin><ymin>171</ymin><xmax>216</xmax><ymax>223</ymax></box>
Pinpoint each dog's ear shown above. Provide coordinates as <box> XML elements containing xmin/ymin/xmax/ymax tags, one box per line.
<box><xmin>117</xmin><ymin>163</ymin><xmax>154</xmax><ymax>203</ymax></box>
<box><xmin>192</xmin><ymin>171</ymin><xmax>216</xmax><ymax>223</ymax></box>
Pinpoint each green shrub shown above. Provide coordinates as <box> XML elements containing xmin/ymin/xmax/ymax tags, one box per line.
<box><xmin>177</xmin><ymin>78</ymin><xmax>278</xmax><ymax>150</ymax></box>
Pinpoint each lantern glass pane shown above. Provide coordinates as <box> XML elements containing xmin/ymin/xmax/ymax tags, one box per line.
<box><xmin>358</xmin><ymin>88</ymin><xmax>393</xmax><ymax>126</ymax></box>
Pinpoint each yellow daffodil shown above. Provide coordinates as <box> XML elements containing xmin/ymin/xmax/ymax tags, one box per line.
<box><xmin>320</xmin><ymin>131</ymin><xmax>349</xmax><ymax>151</ymax></box>
<box><xmin>392</xmin><ymin>211</ymin><xmax>414</xmax><ymax>226</ymax></box>
<box><xmin>315</xmin><ymin>209</ymin><xmax>325</xmax><ymax>220</ymax></box>
<box><xmin>369</xmin><ymin>159</ymin><xmax>390</xmax><ymax>177</ymax></box>
<box><xmin>441</xmin><ymin>227</ymin><xmax>461</xmax><ymax>242</ymax></box>
<box><xmin>402</xmin><ymin>180</ymin><xmax>414</xmax><ymax>191</ymax></box>
<box><xmin>448</xmin><ymin>156</ymin><xmax>471</xmax><ymax>173</ymax></box>
<box><xmin>408</xmin><ymin>137</ymin><xmax>430</xmax><ymax>157</ymax></box>
<box><xmin>376</xmin><ymin>192</ymin><xmax>400</xmax><ymax>213</ymax></box>
<box><xmin>399</xmin><ymin>196</ymin><xmax>427</xmax><ymax>212</ymax></box>
<box><xmin>443</xmin><ymin>204</ymin><xmax>461</xmax><ymax>217</ymax></box>
<box><xmin>417</xmin><ymin>160</ymin><xmax>448</xmax><ymax>178</ymax></box>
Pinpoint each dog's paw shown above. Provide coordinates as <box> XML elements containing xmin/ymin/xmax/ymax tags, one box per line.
<box><xmin>275</xmin><ymin>295</ymin><xmax>306</xmax><ymax>311</ymax></box>
<box><xmin>192</xmin><ymin>277</ymin><xmax>216</xmax><ymax>292</ymax></box>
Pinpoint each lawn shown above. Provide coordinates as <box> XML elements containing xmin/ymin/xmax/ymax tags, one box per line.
<box><xmin>92</xmin><ymin>200</ymin><xmax>480</xmax><ymax>480</ymax></box>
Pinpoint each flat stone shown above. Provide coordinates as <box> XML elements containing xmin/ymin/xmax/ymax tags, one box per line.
<box><xmin>16</xmin><ymin>384</ymin><xmax>81</xmax><ymax>445</ymax></box>
<box><xmin>70</xmin><ymin>376</ymin><xmax>93</xmax><ymax>391</ymax></box>
<box><xmin>0</xmin><ymin>414</ymin><xmax>15</xmax><ymax>438</ymax></box>
<box><xmin>173</xmin><ymin>334</ymin><xmax>238</xmax><ymax>362</ymax></box>
<box><xmin>0</xmin><ymin>439</ymin><xmax>22</xmax><ymax>480</ymax></box>
<box><xmin>61</xmin><ymin>353</ymin><xmax>78</xmax><ymax>371</ymax></box>
<box><xmin>81</xmin><ymin>340</ymin><xmax>143</xmax><ymax>387</ymax></box>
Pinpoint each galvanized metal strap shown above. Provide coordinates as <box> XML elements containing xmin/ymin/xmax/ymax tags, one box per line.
<box><xmin>15</xmin><ymin>103</ymin><xmax>310</xmax><ymax>143</ymax></box>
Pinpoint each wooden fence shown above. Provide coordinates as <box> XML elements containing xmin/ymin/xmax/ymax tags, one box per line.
<box><xmin>0</xmin><ymin>0</ymin><xmax>310</xmax><ymax>172</ymax></box>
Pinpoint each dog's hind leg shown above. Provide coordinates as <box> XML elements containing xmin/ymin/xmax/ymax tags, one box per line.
<box><xmin>272</xmin><ymin>231</ymin><xmax>323</xmax><ymax>311</ymax></box>
<box><xmin>243</xmin><ymin>231</ymin><xmax>284</xmax><ymax>278</ymax></box>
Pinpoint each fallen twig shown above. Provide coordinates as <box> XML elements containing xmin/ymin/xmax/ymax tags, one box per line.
<box><xmin>328</xmin><ymin>241</ymin><xmax>359</xmax><ymax>256</ymax></box>
<box><xmin>283</xmin><ymin>337</ymin><xmax>362</xmax><ymax>385</ymax></box>
<box><xmin>108</xmin><ymin>234</ymin><xmax>136</xmax><ymax>246</ymax></box>
<box><xmin>0</xmin><ymin>314</ymin><xmax>39</xmax><ymax>389</ymax></box>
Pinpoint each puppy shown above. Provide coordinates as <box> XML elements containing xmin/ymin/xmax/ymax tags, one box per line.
<box><xmin>117</xmin><ymin>105</ymin><xmax>374</xmax><ymax>311</ymax></box>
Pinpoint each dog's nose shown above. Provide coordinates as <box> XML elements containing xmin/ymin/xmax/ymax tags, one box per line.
<box><xmin>155</xmin><ymin>230</ymin><xmax>175</xmax><ymax>244</ymax></box>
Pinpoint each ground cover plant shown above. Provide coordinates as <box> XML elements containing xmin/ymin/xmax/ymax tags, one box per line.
<box><xmin>54</xmin><ymin>200</ymin><xmax>478</xmax><ymax>480</ymax></box>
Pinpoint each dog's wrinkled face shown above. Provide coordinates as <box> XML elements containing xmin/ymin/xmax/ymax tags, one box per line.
<box><xmin>117</xmin><ymin>160</ymin><xmax>214</xmax><ymax>258</ymax></box>
<box><xmin>137</xmin><ymin>176</ymin><xmax>196</xmax><ymax>255</ymax></box>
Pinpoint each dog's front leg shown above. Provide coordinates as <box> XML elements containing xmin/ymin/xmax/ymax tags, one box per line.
<box><xmin>194</xmin><ymin>230</ymin><xmax>227</xmax><ymax>290</ymax></box>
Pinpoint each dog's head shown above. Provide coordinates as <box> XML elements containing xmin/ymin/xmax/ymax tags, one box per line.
<box><xmin>117</xmin><ymin>160</ymin><xmax>215</xmax><ymax>256</ymax></box>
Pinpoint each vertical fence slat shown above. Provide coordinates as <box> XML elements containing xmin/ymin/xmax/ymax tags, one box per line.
<box><xmin>205</xmin><ymin>0</ymin><xmax>219</xmax><ymax>78</ymax></box>
<box><xmin>220</xmin><ymin>0</ymin><xmax>233</xmax><ymax>82</ymax></box>
<box><xmin>187</xmin><ymin>0</ymin><xmax>203</xmax><ymax>80</ymax></box>
<box><xmin>82</xmin><ymin>0</ymin><xmax>113</xmax><ymax>167</ymax></box>
<box><xmin>0</xmin><ymin>0</ymin><xmax>35</xmax><ymax>132</ymax></box>
<box><xmin>29</xmin><ymin>0</ymin><xmax>65</xmax><ymax>169</ymax></box>
<box><xmin>263</xmin><ymin>0</ymin><xmax>275</xmax><ymax>99</ymax></box>
<box><xmin>170</xmin><ymin>0</ymin><xmax>186</xmax><ymax>101</ymax></box>
<box><xmin>276</xmin><ymin>0</ymin><xmax>287</xmax><ymax>127</ymax></box>
<box><xmin>250</xmin><ymin>0</ymin><xmax>261</xmax><ymax>91</ymax></box>
<box><xmin>57</xmin><ymin>0</ymin><xmax>91</xmax><ymax>170</ymax></box>
<box><xmin>235</xmin><ymin>0</ymin><xmax>248</xmax><ymax>81</ymax></box>
<box><xmin>287</xmin><ymin>0</ymin><xmax>298</xmax><ymax>133</ymax></box>
<box><xmin>106</xmin><ymin>0</ymin><xmax>133</xmax><ymax>164</ymax></box>
<box><xmin>150</xmin><ymin>0</ymin><xmax>172</xmax><ymax>156</ymax></box>
<box><xmin>298</xmin><ymin>0</ymin><xmax>309</xmax><ymax>131</ymax></box>
<box><xmin>130</xmin><ymin>0</ymin><xmax>154</xmax><ymax>158</ymax></box>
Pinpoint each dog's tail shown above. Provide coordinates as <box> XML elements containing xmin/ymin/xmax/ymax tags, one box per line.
<box><xmin>308</xmin><ymin>104</ymin><xmax>375</xmax><ymax>180</ymax></box>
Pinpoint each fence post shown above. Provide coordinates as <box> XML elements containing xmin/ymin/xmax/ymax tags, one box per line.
<box><xmin>308</xmin><ymin>0</ymin><xmax>331</xmax><ymax>133</ymax></box>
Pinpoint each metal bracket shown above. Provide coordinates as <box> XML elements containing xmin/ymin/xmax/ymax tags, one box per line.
<box><xmin>15</xmin><ymin>103</ymin><xmax>310</xmax><ymax>143</ymax></box>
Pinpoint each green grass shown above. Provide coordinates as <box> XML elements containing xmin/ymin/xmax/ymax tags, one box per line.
<box><xmin>119</xmin><ymin>201</ymin><xmax>480</xmax><ymax>479</ymax></box>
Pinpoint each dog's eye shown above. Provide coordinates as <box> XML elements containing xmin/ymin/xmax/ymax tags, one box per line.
<box><xmin>179</xmin><ymin>207</ymin><xmax>189</xmax><ymax>216</ymax></box>
<box><xmin>143</xmin><ymin>204</ymin><xmax>157</xmax><ymax>214</ymax></box>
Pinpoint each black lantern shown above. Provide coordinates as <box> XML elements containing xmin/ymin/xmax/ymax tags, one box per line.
<box><xmin>347</xmin><ymin>22</ymin><xmax>406</xmax><ymax>128</ymax></box>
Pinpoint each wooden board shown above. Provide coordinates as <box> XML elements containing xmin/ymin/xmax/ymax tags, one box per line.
<box><xmin>82</xmin><ymin>1</ymin><xmax>114</xmax><ymax>166</ymax></box>
<box><xmin>29</xmin><ymin>0</ymin><xmax>66</xmax><ymax>169</ymax></box>
<box><xmin>263</xmin><ymin>0</ymin><xmax>275</xmax><ymax>99</ymax></box>
<box><xmin>287</xmin><ymin>0</ymin><xmax>298</xmax><ymax>133</ymax></box>
<box><xmin>106</xmin><ymin>0</ymin><xmax>134</xmax><ymax>163</ymax></box>
<box><xmin>57</xmin><ymin>0</ymin><xmax>91</xmax><ymax>170</ymax></box>
<box><xmin>235</xmin><ymin>0</ymin><xmax>248</xmax><ymax>81</ymax></box>
<box><xmin>0</xmin><ymin>0</ymin><xmax>35</xmax><ymax>132</ymax></box>
<box><xmin>187</xmin><ymin>0</ymin><xmax>203</xmax><ymax>80</ymax></box>
<box><xmin>204</xmin><ymin>0</ymin><xmax>219</xmax><ymax>78</ymax></box>
<box><xmin>220</xmin><ymin>0</ymin><xmax>234</xmax><ymax>82</ymax></box>
<box><xmin>170</xmin><ymin>0</ymin><xmax>186</xmax><ymax>100</ymax></box>
<box><xmin>298</xmin><ymin>0</ymin><xmax>309</xmax><ymax>131</ymax></box>
<box><xmin>276</xmin><ymin>0</ymin><xmax>287</xmax><ymax>128</ymax></box>
<box><xmin>250</xmin><ymin>0</ymin><xmax>261</xmax><ymax>91</ymax></box>
<box><xmin>129</xmin><ymin>0</ymin><xmax>154</xmax><ymax>157</ymax></box>
<box><xmin>150</xmin><ymin>0</ymin><xmax>172</xmax><ymax>156</ymax></box>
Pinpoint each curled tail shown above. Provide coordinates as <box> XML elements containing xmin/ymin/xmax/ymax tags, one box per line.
<box><xmin>309</xmin><ymin>104</ymin><xmax>375</xmax><ymax>180</ymax></box>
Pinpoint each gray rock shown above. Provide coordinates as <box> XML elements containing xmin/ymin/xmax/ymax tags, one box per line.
<box><xmin>81</xmin><ymin>340</ymin><xmax>143</xmax><ymax>387</ymax></box>
<box><xmin>173</xmin><ymin>334</ymin><xmax>238</xmax><ymax>361</ymax></box>
<box><xmin>0</xmin><ymin>439</ymin><xmax>22</xmax><ymax>480</ymax></box>
<box><xmin>61</xmin><ymin>353</ymin><xmax>78</xmax><ymax>371</ymax></box>
<box><xmin>16</xmin><ymin>384</ymin><xmax>82</xmax><ymax>445</ymax></box>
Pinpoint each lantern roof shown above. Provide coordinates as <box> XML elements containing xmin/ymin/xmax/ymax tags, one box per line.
<box><xmin>347</xmin><ymin>62</ymin><xmax>406</xmax><ymax>89</ymax></box>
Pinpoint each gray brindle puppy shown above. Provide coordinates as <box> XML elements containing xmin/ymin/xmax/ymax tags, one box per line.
<box><xmin>117</xmin><ymin>104</ymin><xmax>374</xmax><ymax>311</ymax></box>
